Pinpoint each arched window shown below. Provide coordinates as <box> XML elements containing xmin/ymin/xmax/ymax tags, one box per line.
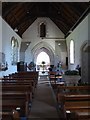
<box><xmin>70</xmin><ymin>39</ymin><xmax>74</xmax><ymax>64</ymax></box>
<box><xmin>11</xmin><ymin>36</ymin><xmax>19</xmax><ymax>65</ymax></box>
<box><xmin>39</xmin><ymin>22</ymin><xmax>46</xmax><ymax>38</ymax></box>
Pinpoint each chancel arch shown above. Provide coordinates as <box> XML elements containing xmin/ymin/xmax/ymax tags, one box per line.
<box><xmin>31</xmin><ymin>41</ymin><xmax>55</xmax><ymax>70</ymax></box>
<box><xmin>36</xmin><ymin>51</ymin><xmax>50</xmax><ymax>71</ymax></box>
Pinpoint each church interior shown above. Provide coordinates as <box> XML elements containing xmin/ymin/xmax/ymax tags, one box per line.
<box><xmin>0</xmin><ymin>2</ymin><xmax>90</xmax><ymax>120</ymax></box>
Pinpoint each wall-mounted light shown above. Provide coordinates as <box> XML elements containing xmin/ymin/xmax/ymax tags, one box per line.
<box><xmin>58</xmin><ymin>43</ymin><xmax>61</xmax><ymax>46</ymax></box>
<box><xmin>26</xmin><ymin>43</ymin><xmax>29</xmax><ymax>46</ymax></box>
<box><xmin>26</xmin><ymin>42</ymin><xmax>31</xmax><ymax>46</ymax></box>
<box><xmin>66</xmin><ymin>110</ymin><xmax>71</xmax><ymax>113</ymax></box>
<box><xmin>69</xmin><ymin>30</ymin><xmax>72</xmax><ymax>33</ymax></box>
<box><xmin>14</xmin><ymin>28</ymin><xmax>18</xmax><ymax>32</ymax></box>
<box><xmin>16</xmin><ymin>107</ymin><xmax>20</xmax><ymax>110</ymax></box>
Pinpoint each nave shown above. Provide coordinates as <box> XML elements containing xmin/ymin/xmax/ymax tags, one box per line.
<box><xmin>1</xmin><ymin>2</ymin><xmax>90</xmax><ymax>120</ymax></box>
<box><xmin>1</xmin><ymin>71</ymin><xmax>66</xmax><ymax>120</ymax></box>
<box><xmin>1</xmin><ymin>71</ymin><xmax>90</xmax><ymax>120</ymax></box>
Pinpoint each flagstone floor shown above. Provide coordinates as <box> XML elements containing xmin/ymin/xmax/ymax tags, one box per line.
<box><xmin>28</xmin><ymin>72</ymin><xmax>65</xmax><ymax>120</ymax></box>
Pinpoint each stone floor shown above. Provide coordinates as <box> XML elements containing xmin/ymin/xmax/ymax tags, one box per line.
<box><xmin>28</xmin><ymin>74</ymin><xmax>61</xmax><ymax>120</ymax></box>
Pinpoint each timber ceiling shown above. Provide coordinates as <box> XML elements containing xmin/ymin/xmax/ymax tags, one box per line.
<box><xmin>2</xmin><ymin>2</ymin><xmax>89</xmax><ymax>38</ymax></box>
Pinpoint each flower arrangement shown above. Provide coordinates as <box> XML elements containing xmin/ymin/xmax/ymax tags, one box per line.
<box><xmin>0</xmin><ymin>62</ymin><xmax>8</xmax><ymax>71</ymax></box>
<box><xmin>28</xmin><ymin>61</ymin><xmax>36</xmax><ymax>70</ymax></box>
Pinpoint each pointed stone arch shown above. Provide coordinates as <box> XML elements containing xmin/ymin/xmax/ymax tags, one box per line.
<box><xmin>31</xmin><ymin>41</ymin><xmax>55</xmax><ymax>65</ymax></box>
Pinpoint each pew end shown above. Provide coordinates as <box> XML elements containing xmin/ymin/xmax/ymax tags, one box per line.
<box><xmin>0</xmin><ymin>109</ymin><xmax>20</xmax><ymax>120</ymax></box>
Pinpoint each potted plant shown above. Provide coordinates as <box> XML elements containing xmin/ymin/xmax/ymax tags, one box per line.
<box><xmin>63</xmin><ymin>70</ymin><xmax>81</xmax><ymax>86</ymax></box>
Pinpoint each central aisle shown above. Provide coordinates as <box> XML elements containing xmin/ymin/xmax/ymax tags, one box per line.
<box><xmin>28</xmin><ymin>73</ymin><xmax>60</xmax><ymax>120</ymax></box>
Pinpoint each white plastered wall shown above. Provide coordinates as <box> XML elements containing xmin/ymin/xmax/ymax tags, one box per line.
<box><xmin>22</xmin><ymin>17</ymin><xmax>65</xmax><ymax>67</ymax></box>
<box><xmin>66</xmin><ymin>14</ymin><xmax>89</xmax><ymax>70</ymax></box>
<box><xmin>0</xmin><ymin>17</ymin><xmax>22</xmax><ymax>77</ymax></box>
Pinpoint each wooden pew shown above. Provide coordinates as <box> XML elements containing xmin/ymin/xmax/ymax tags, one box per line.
<box><xmin>57</xmin><ymin>85</ymin><xmax>90</xmax><ymax>104</ymax></box>
<box><xmin>1</xmin><ymin>72</ymin><xmax>39</xmax><ymax>119</ymax></box>
<box><xmin>48</xmin><ymin>71</ymin><xmax>64</xmax><ymax>89</ymax></box>
<box><xmin>1</xmin><ymin>83</ymin><xmax>33</xmax><ymax>118</ymax></box>
<box><xmin>1</xmin><ymin>91</ymin><xmax>30</xmax><ymax>117</ymax></box>
<box><xmin>0</xmin><ymin>109</ymin><xmax>20</xmax><ymax>120</ymax></box>
<box><xmin>57</xmin><ymin>85</ymin><xmax>90</xmax><ymax>90</ymax></box>
<box><xmin>1</xmin><ymin>76</ymin><xmax>35</xmax><ymax>85</ymax></box>
<box><xmin>9</xmin><ymin>71</ymin><xmax>39</xmax><ymax>82</ymax></box>
<box><xmin>64</xmin><ymin>94</ymin><xmax>90</xmax><ymax>100</ymax></box>
<box><xmin>2</xmin><ymin>84</ymin><xmax>32</xmax><ymax>103</ymax></box>
<box><xmin>64</xmin><ymin>94</ymin><xmax>90</xmax><ymax>110</ymax></box>
<box><xmin>75</xmin><ymin>110</ymin><xmax>90</xmax><ymax>120</ymax></box>
<box><xmin>57</xmin><ymin>85</ymin><xmax>90</xmax><ymax>120</ymax></box>
<box><xmin>64</xmin><ymin>96</ymin><xmax>90</xmax><ymax>120</ymax></box>
<box><xmin>2</xmin><ymin>78</ymin><xmax>35</xmax><ymax>89</ymax></box>
<box><xmin>1</xmin><ymin>78</ymin><xmax>35</xmax><ymax>99</ymax></box>
<box><xmin>1</xmin><ymin>89</ymin><xmax>31</xmax><ymax>118</ymax></box>
<box><xmin>48</xmin><ymin>71</ymin><xmax>56</xmax><ymax>84</ymax></box>
<box><xmin>57</xmin><ymin>95</ymin><xmax>90</xmax><ymax>120</ymax></box>
<box><xmin>4</xmin><ymin>71</ymin><xmax>39</xmax><ymax>87</ymax></box>
<box><xmin>57</xmin><ymin>85</ymin><xmax>90</xmax><ymax>94</ymax></box>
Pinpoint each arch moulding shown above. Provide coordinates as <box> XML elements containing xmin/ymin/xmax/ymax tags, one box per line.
<box><xmin>31</xmin><ymin>41</ymin><xmax>55</xmax><ymax>65</ymax></box>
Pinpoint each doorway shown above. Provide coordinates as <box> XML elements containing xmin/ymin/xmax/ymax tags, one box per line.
<box><xmin>36</xmin><ymin>51</ymin><xmax>50</xmax><ymax>71</ymax></box>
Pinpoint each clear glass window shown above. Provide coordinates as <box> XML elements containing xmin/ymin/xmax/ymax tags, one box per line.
<box><xmin>70</xmin><ymin>39</ymin><xmax>74</xmax><ymax>64</ymax></box>
<box><xmin>11</xmin><ymin>36</ymin><xmax>19</xmax><ymax>65</ymax></box>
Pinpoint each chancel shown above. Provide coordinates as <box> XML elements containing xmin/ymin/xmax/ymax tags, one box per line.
<box><xmin>0</xmin><ymin>2</ymin><xmax>90</xmax><ymax>120</ymax></box>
